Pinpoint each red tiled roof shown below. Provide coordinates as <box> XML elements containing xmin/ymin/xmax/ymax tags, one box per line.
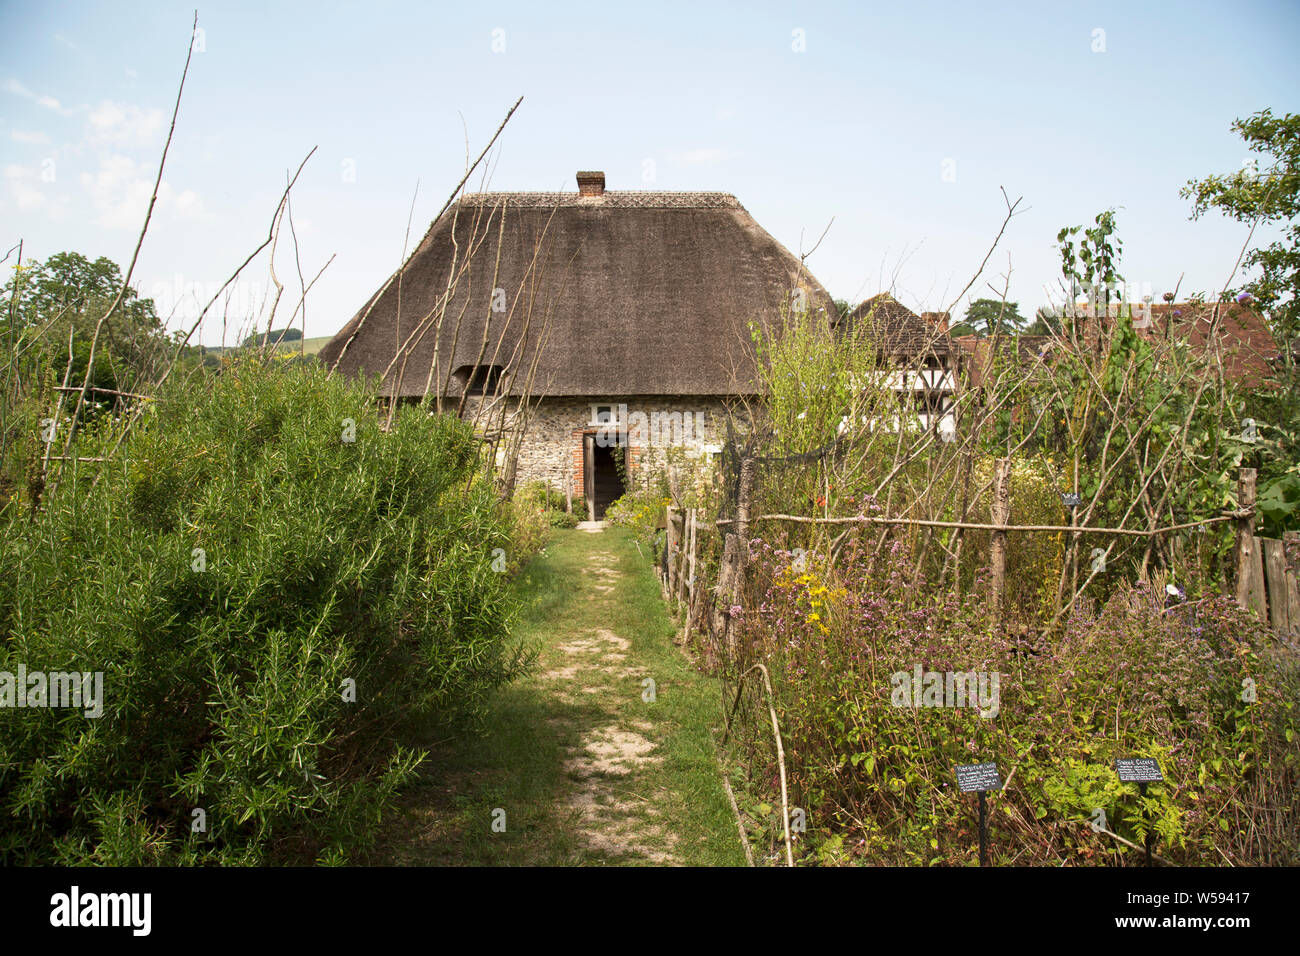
<box><xmin>951</xmin><ymin>302</ymin><xmax>1277</xmax><ymax>389</ymax></box>
<box><xmin>1141</xmin><ymin>302</ymin><xmax>1275</xmax><ymax>387</ymax></box>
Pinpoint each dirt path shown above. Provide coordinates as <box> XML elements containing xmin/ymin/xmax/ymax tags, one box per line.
<box><xmin>370</xmin><ymin>526</ymin><xmax>743</xmax><ymax>866</ymax></box>
<box><xmin>543</xmin><ymin>536</ymin><xmax>676</xmax><ymax>861</ymax></box>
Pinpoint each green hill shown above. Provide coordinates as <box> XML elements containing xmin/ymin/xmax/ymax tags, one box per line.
<box><xmin>301</xmin><ymin>335</ymin><xmax>331</xmax><ymax>356</ymax></box>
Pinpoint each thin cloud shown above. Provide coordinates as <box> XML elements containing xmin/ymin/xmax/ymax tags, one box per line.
<box><xmin>86</xmin><ymin>100</ymin><xmax>164</xmax><ymax>149</ymax></box>
<box><xmin>3</xmin><ymin>78</ymin><xmax>67</xmax><ymax>114</ymax></box>
<box><xmin>80</xmin><ymin>153</ymin><xmax>207</xmax><ymax>230</ymax></box>
<box><xmin>3</xmin><ymin>164</ymin><xmax>46</xmax><ymax>211</ymax></box>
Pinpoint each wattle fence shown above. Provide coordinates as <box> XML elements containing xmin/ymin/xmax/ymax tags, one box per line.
<box><xmin>661</xmin><ymin>462</ymin><xmax>1300</xmax><ymax>648</ymax></box>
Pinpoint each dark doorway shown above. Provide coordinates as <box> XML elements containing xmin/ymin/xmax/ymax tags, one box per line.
<box><xmin>584</xmin><ymin>432</ymin><xmax>626</xmax><ymax>520</ymax></box>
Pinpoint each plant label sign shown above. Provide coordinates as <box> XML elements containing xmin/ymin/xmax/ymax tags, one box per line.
<box><xmin>956</xmin><ymin>761</ymin><xmax>1002</xmax><ymax>793</ymax></box>
<box><xmin>1115</xmin><ymin>757</ymin><xmax>1163</xmax><ymax>783</ymax></box>
<box><xmin>1061</xmin><ymin>493</ymin><xmax>1082</xmax><ymax>508</ymax></box>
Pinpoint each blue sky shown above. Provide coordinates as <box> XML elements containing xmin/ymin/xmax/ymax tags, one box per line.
<box><xmin>2</xmin><ymin>0</ymin><xmax>1297</xmax><ymax>345</ymax></box>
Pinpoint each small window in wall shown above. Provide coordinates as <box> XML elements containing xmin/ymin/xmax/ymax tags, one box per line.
<box><xmin>590</xmin><ymin>403</ymin><xmax>621</xmax><ymax>426</ymax></box>
<box><xmin>454</xmin><ymin>365</ymin><xmax>505</xmax><ymax>396</ymax></box>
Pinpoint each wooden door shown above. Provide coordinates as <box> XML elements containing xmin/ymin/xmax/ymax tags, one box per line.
<box><xmin>583</xmin><ymin>433</ymin><xmax>596</xmax><ymax>522</ymax></box>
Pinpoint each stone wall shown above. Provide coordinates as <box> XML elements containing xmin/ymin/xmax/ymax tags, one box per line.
<box><xmin>502</xmin><ymin>395</ymin><xmax>736</xmax><ymax>495</ymax></box>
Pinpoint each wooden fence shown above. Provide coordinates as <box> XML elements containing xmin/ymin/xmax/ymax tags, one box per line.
<box><xmin>1242</xmin><ymin>531</ymin><xmax>1300</xmax><ymax>639</ymax></box>
<box><xmin>660</xmin><ymin>462</ymin><xmax>1300</xmax><ymax>646</ymax></box>
<box><xmin>659</xmin><ymin>506</ymin><xmax>703</xmax><ymax>637</ymax></box>
<box><xmin>1233</xmin><ymin>469</ymin><xmax>1300</xmax><ymax>642</ymax></box>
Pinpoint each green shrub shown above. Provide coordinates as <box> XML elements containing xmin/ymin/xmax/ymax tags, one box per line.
<box><xmin>503</xmin><ymin>493</ymin><xmax>550</xmax><ymax>571</ymax></box>
<box><xmin>728</xmin><ymin>537</ymin><xmax>1300</xmax><ymax>865</ymax></box>
<box><xmin>0</xmin><ymin>358</ymin><xmax>527</xmax><ymax>864</ymax></box>
<box><xmin>515</xmin><ymin>479</ymin><xmax>581</xmax><ymax>528</ymax></box>
<box><xmin>517</xmin><ymin>480</ymin><xmax>565</xmax><ymax>509</ymax></box>
<box><xmin>549</xmin><ymin>509</ymin><xmax>579</xmax><ymax>529</ymax></box>
<box><xmin>605</xmin><ymin>490</ymin><xmax>668</xmax><ymax>543</ymax></box>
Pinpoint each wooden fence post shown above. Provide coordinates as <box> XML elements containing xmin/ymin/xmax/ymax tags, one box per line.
<box><xmin>1262</xmin><ymin>537</ymin><xmax>1289</xmax><ymax>634</ymax></box>
<box><xmin>680</xmin><ymin>508</ymin><xmax>690</xmax><ymax>607</ymax></box>
<box><xmin>666</xmin><ymin>506</ymin><xmax>679</xmax><ymax>597</ymax></box>
<box><xmin>989</xmin><ymin>458</ymin><xmax>1011</xmax><ymax>619</ymax></box>
<box><xmin>1234</xmin><ymin>468</ymin><xmax>1266</xmax><ymax>618</ymax></box>
<box><xmin>1285</xmin><ymin>532</ymin><xmax>1300</xmax><ymax>644</ymax></box>
<box><xmin>681</xmin><ymin>514</ymin><xmax>688</xmax><ymax>611</ymax></box>
<box><xmin>678</xmin><ymin>511</ymin><xmax>689</xmax><ymax>608</ymax></box>
<box><xmin>712</xmin><ymin>453</ymin><xmax>757</xmax><ymax>657</ymax></box>
<box><xmin>687</xmin><ymin>508</ymin><xmax>699</xmax><ymax>611</ymax></box>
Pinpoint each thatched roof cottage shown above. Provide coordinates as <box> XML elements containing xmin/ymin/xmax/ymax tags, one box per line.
<box><xmin>321</xmin><ymin>170</ymin><xmax>837</xmax><ymax>517</ymax></box>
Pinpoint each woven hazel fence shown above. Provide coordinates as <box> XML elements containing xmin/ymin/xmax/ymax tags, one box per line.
<box><xmin>662</xmin><ymin>459</ymin><xmax>1299</xmax><ymax>650</ymax></box>
<box><xmin>660</xmin><ymin>505</ymin><xmax>706</xmax><ymax>636</ymax></box>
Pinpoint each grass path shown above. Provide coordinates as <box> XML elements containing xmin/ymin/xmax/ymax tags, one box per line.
<box><xmin>369</xmin><ymin>526</ymin><xmax>745</xmax><ymax>866</ymax></box>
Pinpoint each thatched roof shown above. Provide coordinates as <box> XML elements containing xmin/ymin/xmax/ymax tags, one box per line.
<box><xmin>319</xmin><ymin>176</ymin><xmax>837</xmax><ymax>398</ymax></box>
<box><xmin>845</xmin><ymin>293</ymin><xmax>953</xmax><ymax>358</ymax></box>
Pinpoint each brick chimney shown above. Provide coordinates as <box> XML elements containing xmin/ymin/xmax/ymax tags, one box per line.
<box><xmin>921</xmin><ymin>311</ymin><xmax>950</xmax><ymax>332</ymax></box>
<box><xmin>576</xmin><ymin>170</ymin><xmax>605</xmax><ymax>197</ymax></box>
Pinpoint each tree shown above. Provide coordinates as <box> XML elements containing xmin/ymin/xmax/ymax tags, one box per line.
<box><xmin>961</xmin><ymin>297</ymin><xmax>1028</xmax><ymax>337</ymax></box>
<box><xmin>1</xmin><ymin>251</ymin><xmax>166</xmax><ymax>392</ymax></box>
<box><xmin>1181</xmin><ymin>109</ymin><xmax>1299</xmax><ymax>345</ymax></box>
<box><xmin>1024</xmin><ymin>307</ymin><xmax>1063</xmax><ymax>336</ymax></box>
<box><xmin>2</xmin><ymin>251</ymin><xmax>158</xmax><ymax>333</ymax></box>
<box><xmin>1183</xmin><ymin>110</ymin><xmax>1300</xmax><ymax>527</ymax></box>
<box><xmin>242</xmin><ymin>327</ymin><xmax>303</xmax><ymax>349</ymax></box>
